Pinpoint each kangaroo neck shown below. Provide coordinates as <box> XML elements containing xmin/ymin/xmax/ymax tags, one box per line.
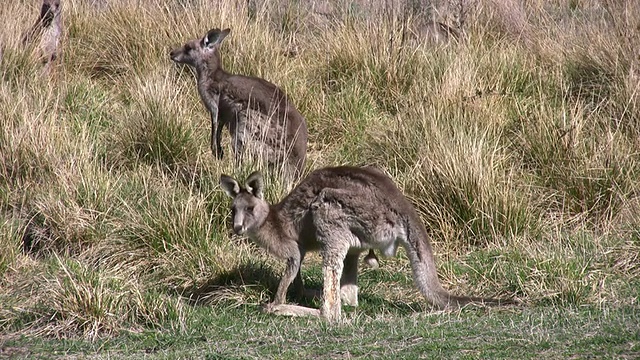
<box><xmin>196</xmin><ymin>56</ymin><xmax>227</xmax><ymax>84</ymax></box>
<box><xmin>248</xmin><ymin>205</ymin><xmax>287</xmax><ymax>247</ymax></box>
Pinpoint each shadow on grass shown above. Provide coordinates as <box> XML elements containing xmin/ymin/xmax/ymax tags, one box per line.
<box><xmin>175</xmin><ymin>262</ymin><xmax>323</xmax><ymax>309</ymax></box>
<box><xmin>176</xmin><ymin>262</ymin><xmax>435</xmax><ymax>317</ymax></box>
<box><xmin>177</xmin><ymin>260</ymin><xmax>446</xmax><ymax>319</ymax></box>
<box><xmin>356</xmin><ymin>293</ymin><xmax>431</xmax><ymax>317</ymax></box>
<box><xmin>176</xmin><ymin>262</ymin><xmax>279</xmax><ymax>306</ymax></box>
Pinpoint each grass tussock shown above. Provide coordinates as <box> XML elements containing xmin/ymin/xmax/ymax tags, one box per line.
<box><xmin>1</xmin><ymin>0</ymin><xmax>639</xmax><ymax>340</ymax></box>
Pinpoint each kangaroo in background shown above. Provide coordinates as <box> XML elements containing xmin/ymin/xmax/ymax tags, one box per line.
<box><xmin>220</xmin><ymin>166</ymin><xmax>516</xmax><ymax>322</ymax></box>
<box><xmin>403</xmin><ymin>19</ymin><xmax>459</xmax><ymax>46</ymax></box>
<box><xmin>22</xmin><ymin>0</ymin><xmax>63</xmax><ymax>69</ymax></box>
<box><xmin>170</xmin><ymin>28</ymin><xmax>308</xmax><ymax>181</ymax></box>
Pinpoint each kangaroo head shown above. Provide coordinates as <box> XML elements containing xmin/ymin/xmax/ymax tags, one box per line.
<box><xmin>220</xmin><ymin>171</ymin><xmax>269</xmax><ymax>236</ymax></box>
<box><xmin>40</xmin><ymin>0</ymin><xmax>61</xmax><ymax>26</ymax></box>
<box><xmin>170</xmin><ymin>28</ymin><xmax>231</xmax><ymax>68</ymax></box>
<box><xmin>42</xmin><ymin>0</ymin><xmax>61</xmax><ymax>12</ymax></box>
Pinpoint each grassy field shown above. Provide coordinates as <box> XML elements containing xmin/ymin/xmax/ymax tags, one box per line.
<box><xmin>1</xmin><ymin>0</ymin><xmax>639</xmax><ymax>358</ymax></box>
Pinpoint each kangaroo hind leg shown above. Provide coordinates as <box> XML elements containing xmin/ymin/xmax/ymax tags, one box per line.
<box><xmin>311</xmin><ymin>188</ymin><xmax>361</xmax><ymax>322</ymax></box>
<box><xmin>319</xmin><ymin>239</ymin><xmax>350</xmax><ymax>322</ymax></box>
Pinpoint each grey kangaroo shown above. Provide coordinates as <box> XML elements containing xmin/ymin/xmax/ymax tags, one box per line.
<box><xmin>220</xmin><ymin>166</ymin><xmax>515</xmax><ymax>322</ymax></box>
<box><xmin>22</xmin><ymin>0</ymin><xmax>63</xmax><ymax>67</ymax></box>
<box><xmin>170</xmin><ymin>28</ymin><xmax>308</xmax><ymax>180</ymax></box>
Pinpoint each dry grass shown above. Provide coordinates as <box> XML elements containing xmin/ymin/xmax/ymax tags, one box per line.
<box><xmin>0</xmin><ymin>0</ymin><xmax>639</xmax><ymax>339</ymax></box>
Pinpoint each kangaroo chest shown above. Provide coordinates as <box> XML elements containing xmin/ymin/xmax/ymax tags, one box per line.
<box><xmin>39</xmin><ymin>18</ymin><xmax>62</xmax><ymax>60</ymax></box>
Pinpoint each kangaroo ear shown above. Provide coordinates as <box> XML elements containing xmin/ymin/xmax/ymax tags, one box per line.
<box><xmin>220</xmin><ymin>175</ymin><xmax>240</xmax><ymax>198</ymax></box>
<box><xmin>245</xmin><ymin>171</ymin><xmax>264</xmax><ymax>199</ymax></box>
<box><xmin>203</xmin><ymin>28</ymin><xmax>231</xmax><ymax>48</ymax></box>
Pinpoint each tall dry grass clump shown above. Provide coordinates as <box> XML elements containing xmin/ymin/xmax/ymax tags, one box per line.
<box><xmin>1</xmin><ymin>0</ymin><xmax>639</xmax><ymax>338</ymax></box>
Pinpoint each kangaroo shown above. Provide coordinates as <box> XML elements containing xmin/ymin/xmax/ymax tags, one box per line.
<box><xmin>404</xmin><ymin>20</ymin><xmax>459</xmax><ymax>46</ymax></box>
<box><xmin>170</xmin><ymin>28</ymin><xmax>308</xmax><ymax>181</ymax></box>
<box><xmin>220</xmin><ymin>166</ymin><xmax>515</xmax><ymax>322</ymax></box>
<box><xmin>22</xmin><ymin>0</ymin><xmax>63</xmax><ymax>67</ymax></box>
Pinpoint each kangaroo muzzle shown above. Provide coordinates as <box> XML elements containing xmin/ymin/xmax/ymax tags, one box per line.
<box><xmin>233</xmin><ymin>224</ymin><xmax>245</xmax><ymax>235</ymax></box>
<box><xmin>169</xmin><ymin>49</ymin><xmax>180</xmax><ymax>62</ymax></box>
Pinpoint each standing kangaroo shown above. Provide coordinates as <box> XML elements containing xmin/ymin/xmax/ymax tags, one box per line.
<box><xmin>170</xmin><ymin>28</ymin><xmax>308</xmax><ymax>181</ymax></box>
<box><xmin>220</xmin><ymin>166</ymin><xmax>515</xmax><ymax>322</ymax></box>
<box><xmin>22</xmin><ymin>0</ymin><xmax>63</xmax><ymax>68</ymax></box>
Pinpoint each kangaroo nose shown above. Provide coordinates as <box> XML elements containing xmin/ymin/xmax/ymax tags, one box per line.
<box><xmin>233</xmin><ymin>224</ymin><xmax>244</xmax><ymax>235</ymax></box>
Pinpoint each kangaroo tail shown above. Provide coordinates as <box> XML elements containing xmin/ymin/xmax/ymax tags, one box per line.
<box><xmin>446</xmin><ymin>294</ymin><xmax>519</xmax><ymax>307</ymax></box>
<box><xmin>405</xmin><ymin>221</ymin><xmax>517</xmax><ymax>309</ymax></box>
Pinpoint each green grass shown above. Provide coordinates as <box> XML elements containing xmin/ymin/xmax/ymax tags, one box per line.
<box><xmin>3</xmin><ymin>292</ymin><xmax>639</xmax><ymax>359</ymax></box>
<box><xmin>1</xmin><ymin>0</ymin><xmax>640</xmax><ymax>358</ymax></box>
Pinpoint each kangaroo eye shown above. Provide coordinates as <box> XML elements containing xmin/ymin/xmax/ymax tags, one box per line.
<box><xmin>246</xmin><ymin>206</ymin><xmax>254</xmax><ymax>213</ymax></box>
